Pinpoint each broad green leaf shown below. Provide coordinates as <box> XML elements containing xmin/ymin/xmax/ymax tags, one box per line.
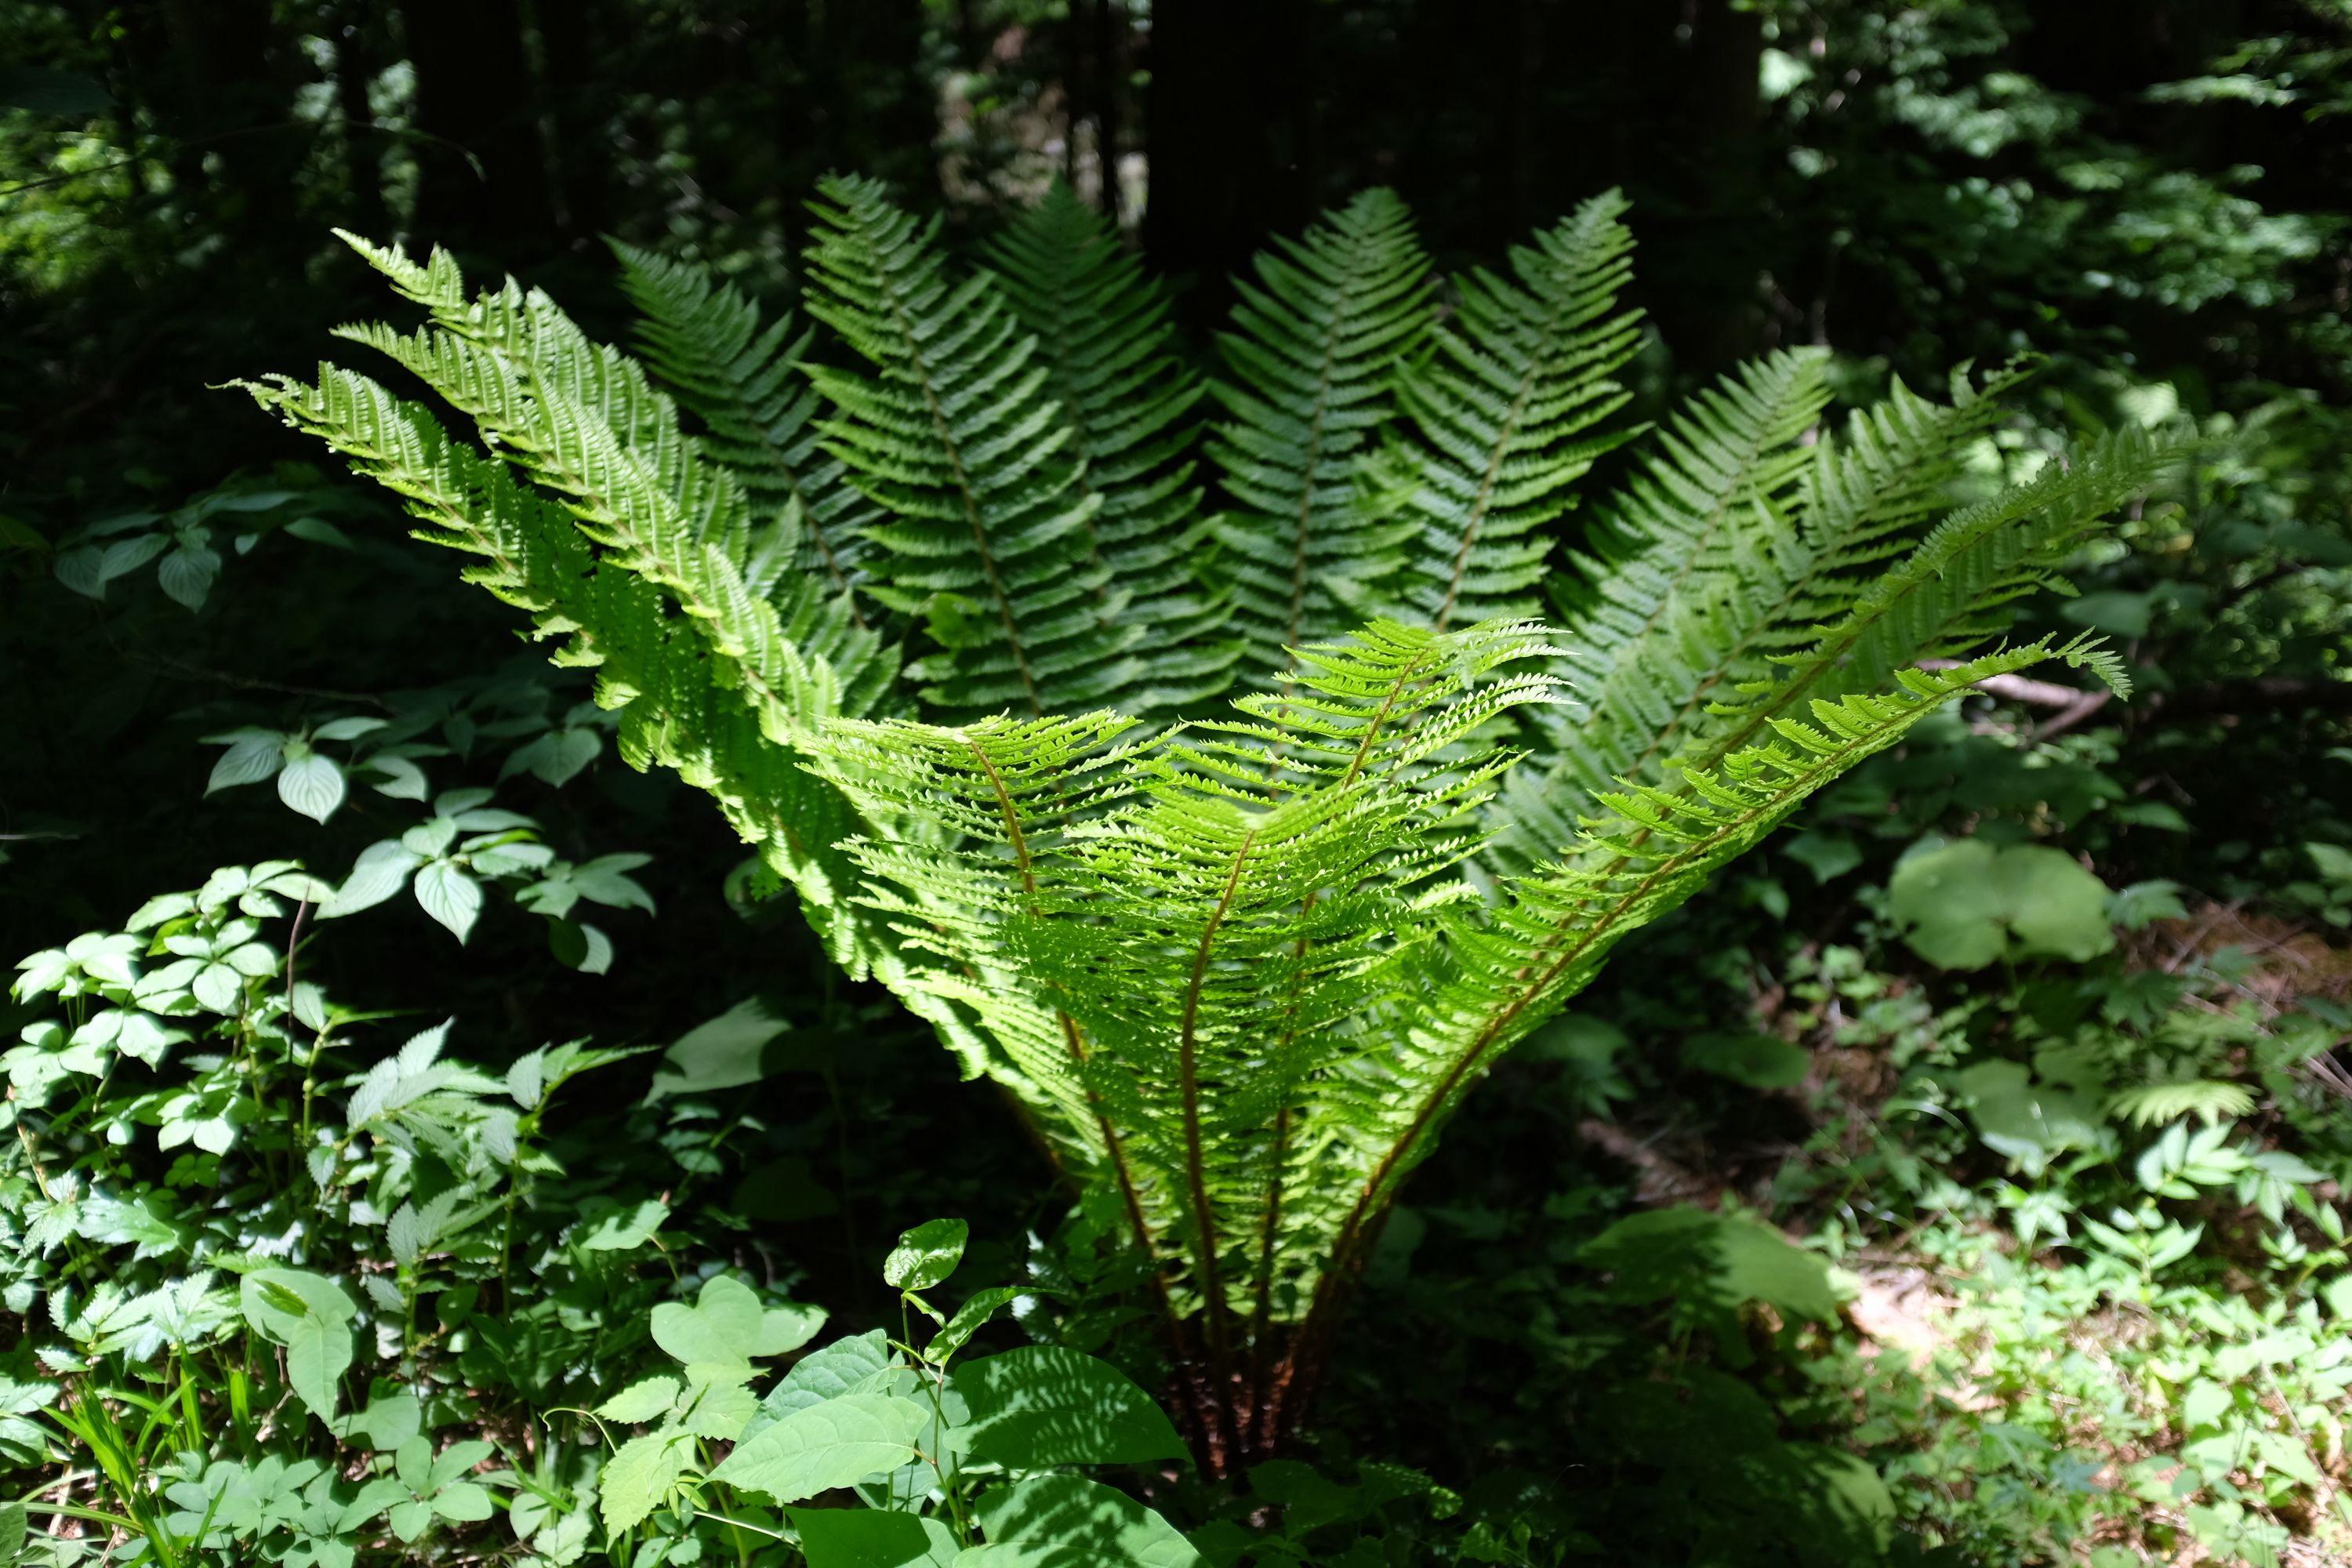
<box><xmin>706</xmin><ymin>1391</ymin><xmax>931</xmax><ymax>1503</ymax></box>
<box><xmin>432</xmin><ymin>1482</ymin><xmax>494</xmax><ymax>1521</ymax></box>
<box><xmin>596</xmin><ymin>1375</ymin><xmax>682</xmax><ymax>1424</ymax></box>
<box><xmin>1781</xmin><ymin>830</ymin><xmax>1864</xmax><ymax>884</ymax></box>
<box><xmin>756</xmin><ymin>1301</ymin><xmax>829</xmax><ymax>1357</ymax></box>
<box><xmin>238</xmin><ymin>1269</ymin><xmax>357</xmax><ymax>1425</ymax></box>
<box><xmin>794</xmin><ymin>1508</ymin><xmax>960</xmax><ymax>1568</ymax></box>
<box><xmin>157</xmin><ymin>541</ymin><xmax>221</xmax><ymax>608</ymax></box>
<box><xmin>1680</xmin><ymin>1033</ymin><xmax>1809</xmax><ymax>1090</ymax></box>
<box><xmin>600</xmin><ymin>1428</ymin><xmax>692</xmax><ymax>1534</ymax></box>
<box><xmin>646</xmin><ymin>996</ymin><xmax>790</xmax><ymax>1102</ymax></box>
<box><xmin>1580</xmin><ymin>1207</ymin><xmax>1840</xmax><ymax>1323</ymax></box>
<box><xmin>336</xmin><ymin>1392</ymin><xmax>423</xmax><ymax>1450</ymax></box>
<box><xmin>546</xmin><ymin>916</ymin><xmax>614</xmax><ymax>974</ymax></box>
<box><xmin>570</xmin><ymin>852</ymin><xmax>655</xmax><ymax>911</ymax></box>
<box><xmin>321</xmin><ymin>840</ymin><xmax>423</xmax><ymax>919</ymax></box>
<box><xmin>576</xmin><ymin>1199</ymin><xmax>668</xmax><ymax>1254</ymax></box>
<box><xmin>413</xmin><ymin>860</ymin><xmax>484</xmax><ymax>942</ymax></box>
<box><xmin>278</xmin><ymin>752</ymin><xmax>346</xmax><ymax>827</ymax></box>
<box><xmin>0</xmin><ymin>1501</ymin><xmax>24</xmax><ymax>1560</ymax></box>
<box><xmin>747</xmin><ymin>1329</ymin><xmax>895</xmax><ymax>1436</ymax></box>
<box><xmin>947</xmin><ymin>1347</ymin><xmax>1186</xmax><ymax>1468</ymax></box>
<box><xmin>1955</xmin><ymin>1060</ymin><xmax>2108</xmax><ymax>1172</ymax></box>
<box><xmin>2308</xmin><ymin>840</ymin><xmax>2352</xmax><ymax>884</ymax></box>
<box><xmin>927</xmin><ymin>1287</ymin><xmax>1020</xmax><ymax>1364</ymax></box>
<box><xmin>1889</xmin><ymin>838</ymin><xmax>2114</xmax><ymax>970</ymax></box>
<box><xmin>652</xmin><ymin>1274</ymin><xmax>766</xmax><ymax>1366</ymax></box>
<box><xmin>964</xmin><ymin>1474</ymin><xmax>1205</xmax><ymax>1568</ymax></box>
<box><xmin>884</xmin><ymin>1218</ymin><xmax>967</xmax><ymax>1290</ymax></box>
<box><xmin>678</xmin><ymin>1371</ymin><xmax>760</xmax><ymax>1439</ymax></box>
<box><xmin>205</xmin><ymin>730</ymin><xmax>287</xmax><ymax>793</ymax></box>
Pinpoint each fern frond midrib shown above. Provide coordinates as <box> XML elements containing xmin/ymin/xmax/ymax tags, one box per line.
<box><xmin>1430</xmin><ymin>281</ymin><xmax>1585</xmax><ymax>636</ymax></box>
<box><xmin>1310</xmin><ymin>676</ymin><xmax>1958</xmax><ymax>1310</ymax></box>
<box><xmin>869</xmin><ymin>256</ymin><xmax>1051</xmax><ymax>715</ymax></box>
<box><xmin>956</xmin><ymin>731</ymin><xmax>1170</xmax><ymax>1287</ymax></box>
<box><xmin>1280</xmin><ymin>245</ymin><xmax>1391</xmax><ymax>683</ymax></box>
<box><xmin>1177</xmin><ymin>825</ymin><xmax>1259</xmax><ymax>1383</ymax></box>
<box><xmin>1243</xmin><ymin>636</ymin><xmax>1445</xmax><ymax>1342</ymax></box>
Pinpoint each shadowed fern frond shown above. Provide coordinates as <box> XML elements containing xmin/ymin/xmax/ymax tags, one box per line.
<box><xmin>608</xmin><ymin>240</ymin><xmax>883</xmax><ymax>613</ymax></box>
<box><xmin>1208</xmin><ymin>188</ymin><xmax>1433</xmax><ymax>686</ymax></box>
<box><xmin>982</xmin><ymin>180</ymin><xmax>1239</xmax><ymax>711</ymax></box>
<box><xmin>1390</xmin><ymin>189</ymin><xmax>1646</xmax><ymax>633</ymax></box>
<box><xmin>799</xmin><ymin>175</ymin><xmax>1151</xmax><ymax>721</ymax></box>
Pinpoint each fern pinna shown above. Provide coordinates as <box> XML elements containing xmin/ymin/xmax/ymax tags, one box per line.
<box><xmin>249</xmin><ymin>179</ymin><xmax>2175</xmax><ymax>1470</ymax></box>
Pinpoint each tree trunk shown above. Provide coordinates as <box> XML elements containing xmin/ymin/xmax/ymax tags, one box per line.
<box><xmin>1092</xmin><ymin>0</ymin><xmax>1124</xmax><ymax>220</ymax></box>
<box><xmin>535</xmin><ymin>0</ymin><xmax>612</xmax><ymax>239</ymax></box>
<box><xmin>116</xmin><ymin>0</ymin><xmax>307</xmax><ymax>249</ymax></box>
<box><xmin>401</xmin><ymin>0</ymin><xmax>554</xmax><ymax>257</ymax></box>
<box><xmin>1141</xmin><ymin>0</ymin><xmax>1318</xmax><ymax>328</ymax></box>
<box><xmin>332</xmin><ymin>0</ymin><xmax>390</xmax><ymax>239</ymax></box>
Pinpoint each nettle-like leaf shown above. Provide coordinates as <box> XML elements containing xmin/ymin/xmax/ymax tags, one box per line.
<box><xmin>706</xmin><ymin>1390</ymin><xmax>933</xmax><ymax>1504</ymax></box>
<box><xmin>238</xmin><ymin>1269</ymin><xmax>357</xmax><ymax>1426</ymax></box>
<box><xmin>947</xmin><ymin>1346</ymin><xmax>1187</xmax><ymax>1468</ymax></box>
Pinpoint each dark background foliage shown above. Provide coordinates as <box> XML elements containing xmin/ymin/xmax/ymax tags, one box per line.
<box><xmin>5</xmin><ymin>2</ymin><xmax>2351</xmax><ymax>1563</ymax></box>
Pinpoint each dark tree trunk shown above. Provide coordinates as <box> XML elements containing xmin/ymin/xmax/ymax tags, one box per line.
<box><xmin>535</xmin><ymin>0</ymin><xmax>612</xmax><ymax>239</ymax></box>
<box><xmin>401</xmin><ymin>0</ymin><xmax>554</xmax><ymax>258</ymax></box>
<box><xmin>115</xmin><ymin>0</ymin><xmax>307</xmax><ymax>249</ymax></box>
<box><xmin>332</xmin><ymin>0</ymin><xmax>390</xmax><ymax>239</ymax></box>
<box><xmin>1092</xmin><ymin>0</ymin><xmax>1124</xmax><ymax>220</ymax></box>
<box><xmin>1142</xmin><ymin>0</ymin><xmax>1318</xmax><ymax>328</ymax></box>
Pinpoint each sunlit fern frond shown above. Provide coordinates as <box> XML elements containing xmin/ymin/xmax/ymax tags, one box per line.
<box><xmin>324</xmin><ymin>230</ymin><xmax>896</xmax><ymax>722</ymax></box>
<box><xmin>1390</xmin><ymin>190</ymin><xmax>1646</xmax><ymax>633</ymax></box>
<box><xmin>1303</xmin><ymin>648</ymin><xmax>2095</xmax><ymax>1312</ymax></box>
<box><xmin>1493</xmin><ymin>358</ymin><xmax>2032</xmax><ymax>872</ymax></box>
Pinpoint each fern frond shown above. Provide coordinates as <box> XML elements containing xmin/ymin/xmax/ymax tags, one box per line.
<box><xmin>326</xmin><ymin>235</ymin><xmax>898</xmax><ymax>721</ymax></box>
<box><xmin>1494</xmin><ymin>358</ymin><xmax>2022</xmax><ymax>871</ymax></box>
<box><xmin>1207</xmin><ymin>189</ymin><xmax>1434</xmax><ymax>684</ymax></box>
<box><xmin>1303</xmin><ymin>647</ymin><xmax>2082</xmax><ymax>1320</ymax></box>
<box><xmin>800</xmin><ymin>175</ymin><xmax>1153</xmax><ymax>721</ymax></box>
<box><xmin>608</xmin><ymin>240</ymin><xmax>883</xmax><ymax>612</ymax></box>
<box><xmin>982</xmin><ymin>181</ymin><xmax>1240</xmax><ymax>711</ymax></box>
<box><xmin>1391</xmin><ymin>191</ymin><xmax>1646</xmax><ymax>632</ymax></box>
<box><xmin>803</xmin><ymin>622</ymin><xmax>1555</xmax><ymax>1377</ymax></box>
<box><xmin>234</xmin><ymin>368</ymin><xmax>871</xmax><ymax>955</ymax></box>
<box><xmin>2111</xmin><ymin>1080</ymin><xmax>2256</xmax><ymax>1129</ymax></box>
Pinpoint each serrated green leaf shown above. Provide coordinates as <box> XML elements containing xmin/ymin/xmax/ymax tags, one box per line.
<box><xmin>596</xmin><ymin>1375</ymin><xmax>682</xmax><ymax>1424</ymax></box>
<box><xmin>884</xmin><ymin>1218</ymin><xmax>967</xmax><ymax>1290</ymax></box>
<box><xmin>600</xmin><ymin>1429</ymin><xmax>692</xmax><ymax>1534</ymax></box>
<box><xmin>706</xmin><ymin>1391</ymin><xmax>931</xmax><ymax>1503</ymax></box>
<box><xmin>413</xmin><ymin>860</ymin><xmax>483</xmax><ymax>942</ymax></box>
<box><xmin>793</xmin><ymin>1508</ymin><xmax>960</xmax><ymax>1568</ymax></box>
<box><xmin>238</xmin><ymin>1269</ymin><xmax>356</xmax><ymax>1426</ymax></box>
<box><xmin>947</xmin><ymin>1346</ymin><xmax>1186</xmax><ymax>1468</ymax></box>
<box><xmin>965</xmin><ymin>1473</ymin><xmax>1204</xmax><ymax>1568</ymax></box>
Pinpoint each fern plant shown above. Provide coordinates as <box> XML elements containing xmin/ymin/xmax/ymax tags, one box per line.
<box><xmin>243</xmin><ymin>177</ymin><xmax>2173</xmax><ymax>1471</ymax></box>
